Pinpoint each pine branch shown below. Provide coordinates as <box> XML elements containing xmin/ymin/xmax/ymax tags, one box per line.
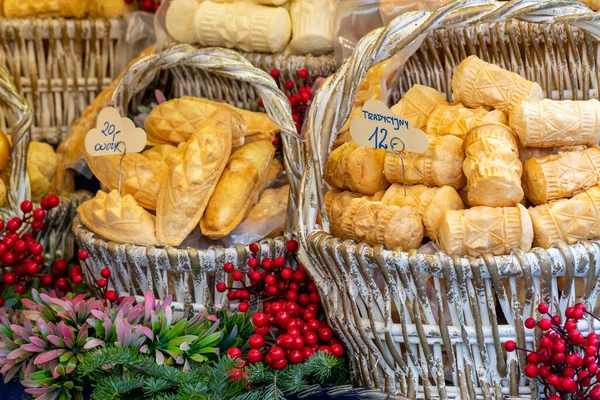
<box><xmin>89</xmin><ymin>375</ymin><xmax>144</xmax><ymax>400</ymax></box>
<box><xmin>142</xmin><ymin>377</ymin><xmax>175</xmax><ymax>396</ymax></box>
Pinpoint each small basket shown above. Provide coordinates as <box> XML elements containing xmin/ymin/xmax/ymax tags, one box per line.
<box><xmin>0</xmin><ymin>18</ymin><xmax>125</xmax><ymax>144</ymax></box>
<box><xmin>298</xmin><ymin>0</ymin><xmax>600</xmax><ymax>398</ymax></box>
<box><xmin>73</xmin><ymin>44</ymin><xmax>300</xmax><ymax>312</ymax></box>
<box><xmin>0</xmin><ymin>66</ymin><xmax>90</xmax><ymax>262</ymax></box>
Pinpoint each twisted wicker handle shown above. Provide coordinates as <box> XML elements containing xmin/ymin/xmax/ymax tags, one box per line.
<box><xmin>0</xmin><ymin>68</ymin><xmax>33</xmax><ymax>212</ymax></box>
<box><xmin>298</xmin><ymin>0</ymin><xmax>598</xmax><ymax>269</ymax></box>
<box><xmin>110</xmin><ymin>44</ymin><xmax>301</xmax><ymax>234</ymax></box>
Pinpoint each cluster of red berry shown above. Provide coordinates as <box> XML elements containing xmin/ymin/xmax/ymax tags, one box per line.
<box><xmin>260</xmin><ymin>69</ymin><xmax>313</xmax><ymax>134</ymax></box>
<box><xmin>217</xmin><ymin>239</ymin><xmax>344</xmax><ymax>373</ymax></box>
<box><xmin>505</xmin><ymin>302</ymin><xmax>600</xmax><ymax>399</ymax></box>
<box><xmin>124</xmin><ymin>0</ymin><xmax>161</xmax><ymax>12</ymax></box>
<box><xmin>77</xmin><ymin>250</ymin><xmax>119</xmax><ymax>303</ymax></box>
<box><xmin>0</xmin><ymin>196</ymin><xmax>60</xmax><ymax>303</ymax></box>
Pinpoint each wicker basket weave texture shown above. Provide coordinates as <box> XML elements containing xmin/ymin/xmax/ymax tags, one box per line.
<box><xmin>0</xmin><ymin>18</ymin><xmax>125</xmax><ymax>144</ymax></box>
<box><xmin>74</xmin><ymin>45</ymin><xmax>301</xmax><ymax>312</ymax></box>
<box><xmin>297</xmin><ymin>1</ymin><xmax>600</xmax><ymax>399</ymax></box>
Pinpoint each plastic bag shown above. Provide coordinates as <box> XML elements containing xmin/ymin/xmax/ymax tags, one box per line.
<box><xmin>115</xmin><ymin>11</ymin><xmax>158</xmax><ymax>73</ymax></box>
<box><xmin>334</xmin><ymin>0</ymin><xmax>451</xmax><ymax>64</ymax></box>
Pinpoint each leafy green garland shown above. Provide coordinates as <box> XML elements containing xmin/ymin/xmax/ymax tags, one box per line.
<box><xmin>71</xmin><ymin>347</ymin><xmax>347</xmax><ymax>400</ymax></box>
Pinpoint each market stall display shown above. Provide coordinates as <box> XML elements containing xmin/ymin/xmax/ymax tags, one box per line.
<box><xmin>297</xmin><ymin>0</ymin><xmax>600</xmax><ymax>398</ymax></box>
<box><xmin>73</xmin><ymin>44</ymin><xmax>300</xmax><ymax>311</ymax></box>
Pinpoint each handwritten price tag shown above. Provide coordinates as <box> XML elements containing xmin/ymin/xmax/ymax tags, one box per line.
<box><xmin>349</xmin><ymin>99</ymin><xmax>428</xmax><ymax>153</ymax></box>
<box><xmin>85</xmin><ymin>107</ymin><xmax>146</xmax><ymax>156</ymax></box>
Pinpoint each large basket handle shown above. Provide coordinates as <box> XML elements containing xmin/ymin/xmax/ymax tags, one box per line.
<box><xmin>110</xmin><ymin>44</ymin><xmax>301</xmax><ymax>234</ymax></box>
<box><xmin>297</xmin><ymin>0</ymin><xmax>598</xmax><ymax>268</ymax></box>
<box><xmin>0</xmin><ymin>68</ymin><xmax>33</xmax><ymax>212</ymax></box>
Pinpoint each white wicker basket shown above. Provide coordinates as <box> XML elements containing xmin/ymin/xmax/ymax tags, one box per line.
<box><xmin>297</xmin><ymin>0</ymin><xmax>600</xmax><ymax>398</ymax></box>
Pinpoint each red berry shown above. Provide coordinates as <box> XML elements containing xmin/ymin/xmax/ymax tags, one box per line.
<box><xmin>28</xmin><ymin>243</ymin><xmax>43</xmax><ymax>255</ymax></box>
<box><xmin>272</xmin><ymin>358</ymin><xmax>287</xmax><ymax>370</ymax></box>
<box><xmin>265</xmin><ymin>275</ymin><xmax>277</xmax><ymax>286</ymax></box>
<box><xmin>331</xmin><ymin>344</ymin><xmax>344</xmax><ymax>358</ymax></box>
<box><xmin>288</xmin><ymin>349</ymin><xmax>303</xmax><ymax>364</ymax></box>
<box><xmin>25</xmin><ymin>262</ymin><xmax>39</xmax><ymax>275</ymax></box>
<box><xmin>538</xmin><ymin>303</ymin><xmax>549</xmax><ymax>314</ymax></box>
<box><xmin>286</xmin><ymin>302</ymin><xmax>300</xmax><ymax>316</ymax></box>
<box><xmin>552</xmin><ymin>353</ymin><xmax>566</xmax><ymax>364</ymax></box>
<box><xmin>247</xmin><ymin>349</ymin><xmax>262</xmax><ymax>363</ymax></box>
<box><xmin>587</xmin><ymin>346</ymin><xmax>598</xmax><ymax>356</ymax></box>
<box><xmin>285</xmin><ymin>291</ymin><xmax>298</xmax><ymax>302</ymax></box>
<box><xmin>45</xmin><ymin>195</ymin><xmax>59</xmax><ymax>209</ymax></box>
<box><xmin>281</xmin><ymin>268</ymin><xmax>293</xmax><ymax>281</ymax></box>
<box><xmin>562</xmin><ymin>377</ymin><xmax>577</xmax><ymax>392</ymax></box>
<box><xmin>239</xmin><ymin>290</ymin><xmax>250</xmax><ymax>300</ymax></box>
<box><xmin>278</xmin><ymin>334</ymin><xmax>295</xmax><ymax>350</ymax></box>
<box><xmin>302</xmin><ymin>346</ymin><xmax>314</xmax><ymax>360</ymax></box>
<box><xmin>566</xmin><ymin>307</ymin><xmax>575</xmax><ymax>318</ymax></box>
<box><xmin>286</xmin><ymin>240</ymin><xmax>298</xmax><ymax>252</ymax></box>
<box><xmin>539</xmin><ymin>365</ymin><xmax>551</xmax><ymax>378</ymax></box>
<box><xmin>297</xmin><ymin>69</ymin><xmax>308</xmax><ymax>79</ymax></box>
<box><xmin>55</xmin><ymin>277</ymin><xmax>68</xmax><ymax>290</ymax></box>
<box><xmin>216</xmin><ymin>282</ymin><xmax>227</xmax><ymax>292</ymax></box>
<box><xmin>97</xmin><ymin>279</ymin><xmax>108</xmax><ymax>288</ymax></box>
<box><xmin>552</xmin><ymin>315</ymin><xmax>561</xmax><ymax>324</ymax></box>
<box><xmin>301</xmin><ymin>309</ymin><xmax>316</xmax><ymax>322</ymax></box>
<box><xmin>249</xmin><ymin>271</ymin><xmax>262</xmax><ymax>282</ymax></box>
<box><xmin>238</xmin><ymin>302</ymin><xmax>249</xmax><ymax>312</ymax></box>
<box><xmin>288</xmin><ymin>282</ymin><xmax>300</xmax><ymax>292</ymax></box>
<box><xmin>269</xmin><ymin>346</ymin><xmax>285</xmax><ymax>362</ymax></box>
<box><xmin>538</xmin><ymin>318</ymin><xmax>552</xmax><ymax>330</ymax></box>
<box><xmin>20</xmin><ymin>201</ymin><xmax>32</xmax><ymax>213</ymax></box>
<box><xmin>573</xmin><ymin>308</ymin><xmax>584</xmax><ymax>320</ymax></box>
<box><xmin>306</xmin><ymin>303</ymin><xmax>320</xmax><ymax>313</ymax></box>
<box><xmin>307</xmin><ymin>319</ymin><xmax>320</xmax><ymax>332</ymax></box>
<box><xmin>262</xmin><ymin>258</ymin><xmax>273</xmax><ymax>270</ymax></box>
<box><xmin>13</xmin><ymin>240</ymin><xmax>26</xmax><ymax>254</ymax></box>
<box><xmin>2</xmin><ymin>252</ymin><xmax>15</xmax><ymax>265</ymax></box>
<box><xmin>270</xmin><ymin>69</ymin><xmax>280</xmax><ymax>79</ymax></box>
<box><xmin>232</xmin><ymin>270</ymin><xmax>243</xmax><ymax>281</ymax></box>
<box><xmin>274</xmin><ymin>256</ymin><xmax>286</xmax><ymax>268</ymax></box>
<box><xmin>284</xmin><ymin>80</ymin><xmax>294</xmax><ymax>91</ymax></box>
<box><xmin>319</xmin><ymin>327</ymin><xmax>333</xmax><ymax>342</ymax></box>
<box><xmin>53</xmin><ymin>259</ymin><xmax>67</xmax><ymax>271</ymax></box>
<box><xmin>40</xmin><ymin>274</ymin><xmax>52</xmax><ymax>286</ymax></box>
<box><xmin>249</xmin><ymin>243</ymin><xmax>259</xmax><ymax>253</ymax></box>
<box><xmin>248</xmin><ymin>258</ymin><xmax>258</xmax><ymax>268</ymax></box>
<box><xmin>504</xmin><ymin>341</ymin><xmax>517</xmax><ymax>352</ymax></box>
<box><xmin>590</xmin><ymin>363</ymin><xmax>600</xmax><ymax>374</ymax></box>
<box><xmin>552</xmin><ymin>340</ymin><xmax>565</xmax><ymax>353</ymax></box>
<box><xmin>566</xmin><ymin>353</ymin><xmax>583</xmax><ymax>367</ymax></box>
<box><xmin>100</xmin><ymin>268</ymin><xmax>111</xmax><ymax>279</ymax></box>
<box><xmin>249</xmin><ymin>334</ymin><xmax>264</xmax><ymax>349</ymax></box>
<box><xmin>309</xmin><ymin>292</ymin><xmax>320</xmax><ymax>304</ymax></box>
<box><xmin>71</xmin><ymin>274</ymin><xmax>83</xmax><ymax>284</ymax></box>
<box><xmin>32</xmin><ymin>209</ymin><xmax>45</xmax><ymax>221</ymax></box>
<box><xmin>31</xmin><ymin>221</ymin><xmax>44</xmax><ymax>232</ymax></box>
<box><xmin>585</xmin><ymin>355</ymin><xmax>596</xmax><ymax>366</ymax></box>
<box><xmin>226</xmin><ymin>347</ymin><xmax>242</xmax><ymax>359</ymax></box>
<box><xmin>14</xmin><ymin>265</ymin><xmax>25</xmax><ymax>276</ymax></box>
<box><xmin>547</xmin><ymin>374</ymin><xmax>559</xmax><ymax>386</ymax></box>
<box><xmin>564</xmin><ymin>319</ymin><xmax>577</xmax><ymax>331</ymax></box>
<box><xmin>526</xmin><ymin>353</ymin><xmax>539</xmax><ymax>364</ymax></box>
<box><xmin>105</xmin><ymin>290</ymin><xmax>118</xmax><ymax>302</ymax></box>
<box><xmin>276</xmin><ymin>311</ymin><xmax>291</xmax><ymax>327</ymax></box>
<box><xmin>14</xmin><ymin>283</ymin><xmax>25</xmax><ymax>295</ymax></box>
<box><xmin>562</xmin><ymin>367</ymin><xmax>575</xmax><ymax>378</ymax></box>
<box><xmin>307</xmin><ymin>282</ymin><xmax>317</xmax><ymax>292</ymax></box>
<box><xmin>77</xmin><ymin>250</ymin><xmax>88</xmax><ymax>260</ymax></box>
<box><xmin>287</xmin><ymin>327</ymin><xmax>301</xmax><ymax>337</ymax></box>
<box><xmin>575</xmin><ymin>302</ymin><xmax>587</xmax><ymax>311</ymax></box>
<box><xmin>254</xmin><ymin>324</ymin><xmax>271</xmax><ymax>336</ymax></box>
<box><xmin>318</xmin><ymin>345</ymin><xmax>332</xmax><ymax>354</ymax></box>
<box><xmin>252</xmin><ymin>312</ymin><xmax>269</xmax><ymax>327</ymax></box>
<box><xmin>293</xmin><ymin>335</ymin><xmax>304</xmax><ymax>350</ymax></box>
<box><xmin>223</xmin><ymin>262</ymin><xmax>234</xmax><ymax>273</ymax></box>
<box><xmin>6</xmin><ymin>218</ymin><xmax>21</xmax><ymax>232</ymax></box>
<box><xmin>524</xmin><ymin>318</ymin><xmax>536</xmax><ymax>329</ymax></box>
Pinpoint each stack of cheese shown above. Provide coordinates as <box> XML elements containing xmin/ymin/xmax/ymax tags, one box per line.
<box><xmin>326</xmin><ymin>55</ymin><xmax>600</xmax><ymax>257</ymax></box>
<box><xmin>77</xmin><ymin>96</ymin><xmax>289</xmax><ymax>247</ymax></box>
<box><xmin>165</xmin><ymin>0</ymin><xmax>336</xmax><ymax>55</ymax></box>
<box><xmin>0</xmin><ymin>132</ymin><xmax>62</xmax><ymax>205</ymax></box>
<box><xmin>1</xmin><ymin>0</ymin><xmax>135</xmax><ymax>18</ymax></box>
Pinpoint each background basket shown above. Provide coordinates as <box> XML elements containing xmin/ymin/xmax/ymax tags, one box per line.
<box><xmin>0</xmin><ymin>18</ymin><xmax>124</xmax><ymax>144</ymax></box>
<box><xmin>74</xmin><ymin>44</ymin><xmax>301</xmax><ymax>312</ymax></box>
<box><xmin>297</xmin><ymin>0</ymin><xmax>600</xmax><ymax>398</ymax></box>
<box><xmin>0</xmin><ymin>66</ymin><xmax>89</xmax><ymax>262</ymax></box>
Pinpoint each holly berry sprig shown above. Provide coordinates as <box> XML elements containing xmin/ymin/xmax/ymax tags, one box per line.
<box><xmin>124</xmin><ymin>0</ymin><xmax>161</xmax><ymax>13</ymax></box>
<box><xmin>505</xmin><ymin>302</ymin><xmax>600</xmax><ymax>399</ymax></box>
<box><xmin>260</xmin><ymin>69</ymin><xmax>313</xmax><ymax>135</ymax></box>
<box><xmin>76</xmin><ymin>250</ymin><xmax>118</xmax><ymax>303</ymax></box>
<box><xmin>0</xmin><ymin>195</ymin><xmax>62</xmax><ymax>303</ymax></box>
<box><xmin>216</xmin><ymin>239</ymin><xmax>344</xmax><ymax>372</ymax></box>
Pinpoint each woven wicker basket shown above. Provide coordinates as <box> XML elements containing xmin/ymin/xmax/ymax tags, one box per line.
<box><xmin>240</xmin><ymin>52</ymin><xmax>337</xmax><ymax>86</ymax></box>
<box><xmin>73</xmin><ymin>44</ymin><xmax>300</xmax><ymax>312</ymax></box>
<box><xmin>297</xmin><ymin>1</ymin><xmax>600</xmax><ymax>399</ymax></box>
<box><xmin>0</xmin><ymin>66</ymin><xmax>89</xmax><ymax>262</ymax></box>
<box><xmin>0</xmin><ymin>18</ymin><xmax>124</xmax><ymax>144</ymax></box>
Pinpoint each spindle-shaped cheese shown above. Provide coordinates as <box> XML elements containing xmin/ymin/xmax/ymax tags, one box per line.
<box><xmin>381</xmin><ymin>184</ymin><xmax>465</xmax><ymax>241</ymax></box>
<box><xmin>439</xmin><ymin>204</ymin><xmax>533</xmax><ymax>256</ymax></box>
<box><xmin>288</xmin><ymin>0</ymin><xmax>336</xmax><ymax>55</ymax></box>
<box><xmin>452</xmin><ymin>55</ymin><xmax>543</xmax><ymax>114</ymax></box>
<box><xmin>390</xmin><ymin>85</ymin><xmax>447</xmax><ymax>130</ymax></box>
<box><xmin>523</xmin><ymin>146</ymin><xmax>600</xmax><ymax>205</ymax></box>
<box><xmin>383</xmin><ymin>135</ymin><xmax>465</xmax><ymax>190</ymax></box>
<box><xmin>463</xmin><ymin>123</ymin><xmax>523</xmax><ymax>207</ymax></box>
<box><xmin>529</xmin><ymin>184</ymin><xmax>600</xmax><ymax>248</ymax></box>
<box><xmin>509</xmin><ymin>99</ymin><xmax>600</xmax><ymax>148</ymax></box>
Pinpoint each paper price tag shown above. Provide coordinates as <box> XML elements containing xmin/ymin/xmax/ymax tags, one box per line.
<box><xmin>85</xmin><ymin>107</ymin><xmax>147</xmax><ymax>156</ymax></box>
<box><xmin>349</xmin><ymin>99</ymin><xmax>429</xmax><ymax>154</ymax></box>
